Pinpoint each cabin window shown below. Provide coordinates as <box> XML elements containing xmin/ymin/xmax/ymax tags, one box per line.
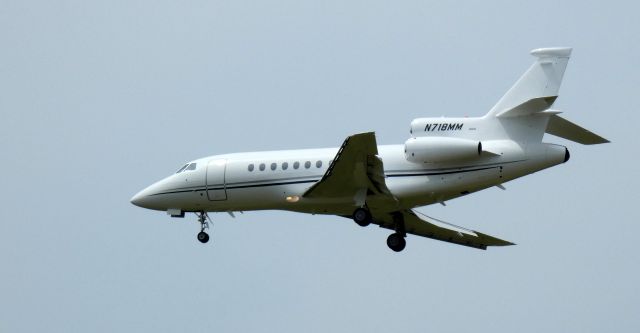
<box><xmin>271</xmin><ymin>163</ymin><xmax>277</xmax><ymax>171</ymax></box>
<box><xmin>304</xmin><ymin>161</ymin><xmax>311</xmax><ymax>169</ymax></box>
<box><xmin>259</xmin><ymin>163</ymin><xmax>266</xmax><ymax>171</ymax></box>
<box><xmin>282</xmin><ymin>162</ymin><xmax>289</xmax><ymax>170</ymax></box>
<box><xmin>186</xmin><ymin>163</ymin><xmax>197</xmax><ymax>171</ymax></box>
<box><xmin>316</xmin><ymin>160</ymin><xmax>322</xmax><ymax>168</ymax></box>
<box><xmin>248</xmin><ymin>164</ymin><xmax>254</xmax><ymax>172</ymax></box>
<box><xmin>293</xmin><ymin>162</ymin><xmax>300</xmax><ymax>169</ymax></box>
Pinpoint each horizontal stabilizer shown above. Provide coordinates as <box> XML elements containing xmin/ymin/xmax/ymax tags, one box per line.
<box><xmin>546</xmin><ymin>115</ymin><xmax>609</xmax><ymax>145</ymax></box>
<box><xmin>496</xmin><ymin>96</ymin><xmax>557</xmax><ymax>118</ymax></box>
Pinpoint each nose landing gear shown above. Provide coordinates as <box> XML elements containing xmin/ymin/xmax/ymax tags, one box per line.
<box><xmin>196</xmin><ymin>211</ymin><xmax>212</xmax><ymax>244</ymax></box>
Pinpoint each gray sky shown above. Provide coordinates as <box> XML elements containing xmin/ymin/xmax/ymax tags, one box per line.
<box><xmin>1</xmin><ymin>0</ymin><xmax>638</xmax><ymax>332</ymax></box>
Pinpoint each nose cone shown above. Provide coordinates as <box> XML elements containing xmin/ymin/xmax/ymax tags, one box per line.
<box><xmin>130</xmin><ymin>176</ymin><xmax>177</xmax><ymax>211</ymax></box>
<box><xmin>130</xmin><ymin>190</ymin><xmax>146</xmax><ymax>208</ymax></box>
<box><xmin>130</xmin><ymin>180</ymin><xmax>168</xmax><ymax>210</ymax></box>
<box><xmin>130</xmin><ymin>187</ymin><xmax>153</xmax><ymax>209</ymax></box>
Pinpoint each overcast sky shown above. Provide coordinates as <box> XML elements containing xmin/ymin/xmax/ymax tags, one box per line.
<box><xmin>1</xmin><ymin>1</ymin><xmax>638</xmax><ymax>332</ymax></box>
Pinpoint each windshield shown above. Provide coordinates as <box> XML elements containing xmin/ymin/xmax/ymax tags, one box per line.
<box><xmin>176</xmin><ymin>163</ymin><xmax>197</xmax><ymax>173</ymax></box>
<box><xmin>175</xmin><ymin>164</ymin><xmax>189</xmax><ymax>173</ymax></box>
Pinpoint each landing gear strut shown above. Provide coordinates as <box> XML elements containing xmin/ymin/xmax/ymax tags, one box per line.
<box><xmin>196</xmin><ymin>211</ymin><xmax>211</xmax><ymax>244</ymax></box>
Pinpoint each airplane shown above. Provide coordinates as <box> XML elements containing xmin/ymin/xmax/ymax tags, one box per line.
<box><xmin>131</xmin><ymin>47</ymin><xmax>608</xmax><ymax>252</ymax></box>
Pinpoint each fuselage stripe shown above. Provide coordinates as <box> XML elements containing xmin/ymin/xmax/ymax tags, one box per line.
<box><xmin>386</xmin><ymin>166</ymin><xmax>497</xmax><ymax>177</ymax></box>
<box><xmin>150</xmin><ymin>164</ymin><xmax>509</xmax><ymax>196</ymax></box>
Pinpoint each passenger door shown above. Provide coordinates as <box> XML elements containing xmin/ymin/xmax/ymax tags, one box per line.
<box><xmin>206</xmin><ymin>159</ymin><xmax>227</xmax><ymax>201</ymax></box>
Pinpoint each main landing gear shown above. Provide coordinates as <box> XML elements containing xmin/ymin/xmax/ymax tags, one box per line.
<box><xmin>196</xmin><ymin>211</ymin><xmax>211</xmax><ymax>244</ymax></box>
<box><xmin>387</xmin><ymin>233</ymin><xmax>406</xmax><ymax>252</ymax></box>
<box><xmin>387</xmin><ymin>213</ymin><xmax>407</xmax><ymax>252</ymax></box>
<box><xmin>352</xmin><ymin>207</ymin><xmax>372</xmax><ymax>227</ymax></box>
<box><xmin>352</xmin><ymin>207</ymin><xmax>407</xmax><ymax>252</ymax></box>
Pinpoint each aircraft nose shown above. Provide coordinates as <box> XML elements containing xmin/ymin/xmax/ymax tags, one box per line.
<box><xmin>130</xmin><ymin>179</ymin><xmax>172</xmax><ymax>211</ymax></box>
<box><xmin>130</xmin><ymin>189</ymin><xmax>149</xmax><ymax>208</ymax></box>
<box><xmin>130</xmin><ymin>184</ymin><xmax>161</xmax><ymax>209</ymax></box>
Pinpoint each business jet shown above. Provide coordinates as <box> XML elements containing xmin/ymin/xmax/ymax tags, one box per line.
<box><xmin>131</xmin><ymin>47</ymin><xmax>608</xmax><ymax>252</ymax></box>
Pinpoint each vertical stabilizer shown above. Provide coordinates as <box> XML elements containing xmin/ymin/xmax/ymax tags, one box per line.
<box><xmin>486</xmin><ymin>47</ymin><xmax>572</xmax><ymax>118</ymax></box>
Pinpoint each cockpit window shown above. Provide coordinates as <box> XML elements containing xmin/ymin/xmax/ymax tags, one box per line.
<box><xmin>176</xmin><ymin>163</ymin><xmax>197</xmax><ymax>173</ymax></box>
<box><xmin>176</xmin><ymin>164</ymin><xmax>189</xmax><ymax>173</ymax></box>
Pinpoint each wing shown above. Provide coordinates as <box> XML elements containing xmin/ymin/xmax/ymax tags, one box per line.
<box><xmin>304</xmin><ymin>132</ymin><xmax>512</xmax><ymax>250</ymax></box>
<box><xmin>303</xmin><ymin>132</ymin><xmax>398</xmax><ymax>209</ymax></box>
<box><xmin>373</xmin><ymin>210</ymin><xmax>514</xmax><ymax>250</ymax></box>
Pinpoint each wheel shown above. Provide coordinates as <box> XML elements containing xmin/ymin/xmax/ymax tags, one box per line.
<box><xmin>386</xmin><ymin>233</ymin><xmax>406</xmax><ymax>252</ymax></box>
<box><xmin>352</xmin><ymin>208</ymin><xmax>371</xmax><ymax>227</ymax></box>
<box><xmin>197</xmin><ymin>231</ymin><xmax>210</xmax><ymax>243</ymax></box>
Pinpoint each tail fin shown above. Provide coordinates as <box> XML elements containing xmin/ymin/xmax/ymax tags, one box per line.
<box><xmin>486</xmin><ymin>47</ymin><xmax>572</xmax><ymax>118</ymax></box>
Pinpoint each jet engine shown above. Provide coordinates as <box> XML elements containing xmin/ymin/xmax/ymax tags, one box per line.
<box><xmin>404</xmin><ymin>137</ymin><xmax>482</xmax><ymax>163</ymax></box>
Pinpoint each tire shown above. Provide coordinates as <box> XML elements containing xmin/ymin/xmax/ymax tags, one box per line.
<box><xmin>197</xmin><ymin>231</ymin><xmax>210</xmax><ymax>244</ymax></box>
<box><xmin>352</xmin><ymin>208</ymin><xmax>371</xmax><ymax>227</ymax></box>
<box><xmin>386</xmin><ymin>233</ymin><xmax>406</xmax><ymax>252</ymax></box>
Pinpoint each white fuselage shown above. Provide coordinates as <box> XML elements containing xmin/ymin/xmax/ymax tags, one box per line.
<box><xmin>131</xmin><ymin>142</ymin><xmax>568</xmax><ymax>216</ymax></box>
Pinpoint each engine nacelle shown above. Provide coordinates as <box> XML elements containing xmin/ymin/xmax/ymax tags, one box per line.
<box><xmin>404</xmin><ymin>137</ymin><xmax>482</xmax><ymax>163</ymax></box>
